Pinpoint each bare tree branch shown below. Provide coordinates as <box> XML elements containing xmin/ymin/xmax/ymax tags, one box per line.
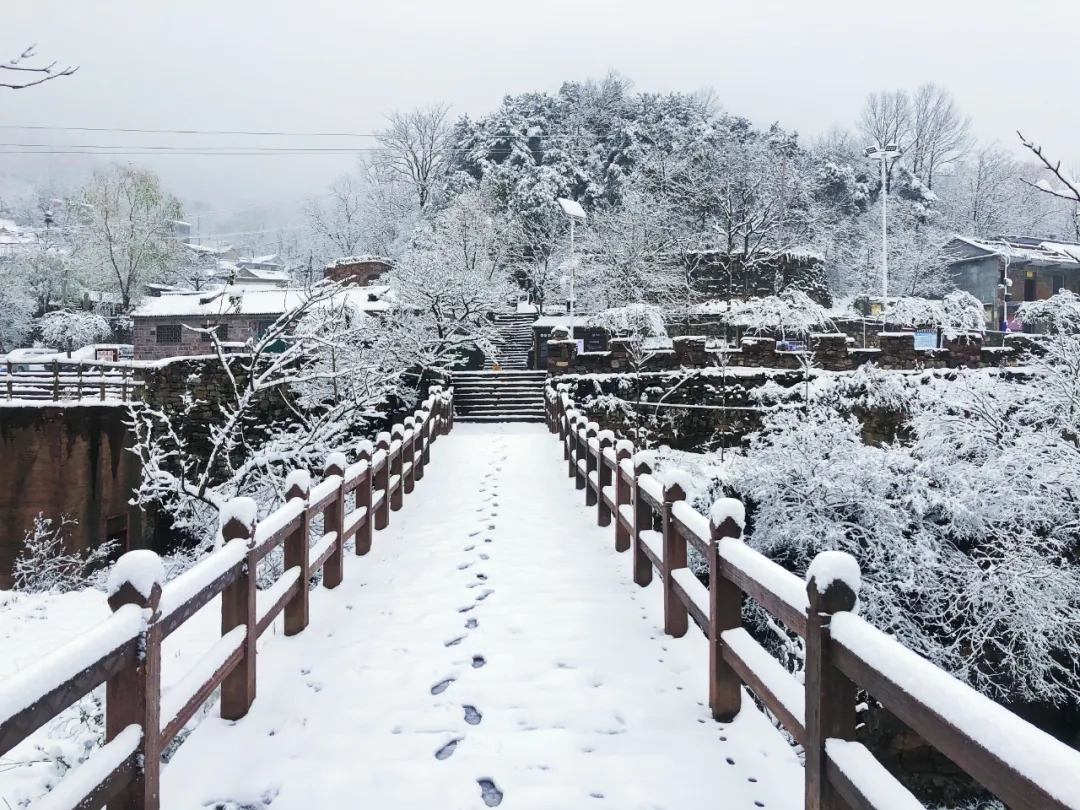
<box><xmin>0</xmin><ymin>45</ymin><xmax>78</xmax><ymax>91</ymax></box>
<box><xmin>1018</xmin><ymin>131</ymin><xmax>1080</xmax><ymax>204</ymax></box>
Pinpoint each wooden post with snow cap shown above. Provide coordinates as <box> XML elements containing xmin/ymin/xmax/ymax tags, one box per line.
<box><xmin>284</xmin><ymin>471</ymin><xmax>311</xmax><ymax>635</ymax></box>
<box><xmin>414</xmin><ymin>410</ymin><xmax>428</xmax><ymax>481</ymax></box>
<box><xmin>355</xmin><ymin>442</ymin><xmax>374</xmax><ymax>555</ymax></box>
<box><xmin>613</xmin><ymin>441</ymin><xmax>633</xmax><ymax>552</ymax></box>
<box><xmin>560</xmin><ymin>409</ymin><xmax>571</xmax><ymax>460</ymax></box>
<box><xmin>632</xmin><ymin>458</ymin><xmax>654</xmax><ymax>588</ymax></box>
<box><xmin>708</xmin><ymin>498</ymin><xmax>745</xmax><ymax>722</ymax></box>
<box><xmin>422</xmin><ymin>400</ymin><xmax>433</xmax><ymax>464</ymax></box>
<box><xmin>390</xmin><ymin>423</ymin><xmax>405</xmax><ymax>511</ymax></box>
<box><xmin>661</xmin><ymin>481</ymin><xmax>689</xmax><ymax>638</ymax></box>
<box><xmin>403</xmin><ymin>416</ymin><xmax>417</xmax><ymax>494</ymax></box>
<box><xmin>804</xmin><ymin>551</ymin><xmax>861</xmax><ymax>810</ymax></box>
<box><xmin>105</xmin><ymin>550</ymin><xmax>164</xmax><ymax>810</ymax></box>
<box><xmin>584</xmin><ymin>423</ymin><xmax>599</xmax><ymax>503</ymax></box>
<box><xmin>220</xmin><ymin>497</ymin><xmax>258</xmax><ymax>720</ymax></box>
<box><xmin>570</xmin><ymin>414</ymin><xmax>578</xmax><ymax>473</ymax></box>
<box><xmin>322</xmin><ymin>453</ymin><xmax>347</xmax><ymax>589</ymax></box>
<box><xmin>596</xmin><ymin>431</ymin><xmax>614</xmax><ymax>526</ymax></box>
<box><xmin>374</xmin><ymin>432</ymin><xmax>391</xmax><ymax>530</ymax></box>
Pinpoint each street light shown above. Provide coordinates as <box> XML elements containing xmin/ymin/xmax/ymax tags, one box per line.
<box><xmin>557</xmin><ymin>197</ymin><xmax>586</xmax><ymax>343</ymax></box>
<box><xmin>864</xmin><ymin>142</ymin><xmax>903</xmax><ymax>299</ymax></box>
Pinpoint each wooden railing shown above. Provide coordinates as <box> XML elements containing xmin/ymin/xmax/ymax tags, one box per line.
<box><xmin>546</xmin><ymin>387</ymin><xmax>1080</xmax><ymax>810</ymax></box>
<box><xmin>4</xmin><ymin>360</ymin><xmax>141</xmax><ymax>402</ymax></box>
<box><xmin>0</xmin><ymin>386</ymin><xmax>454</xmax><ymax>810</ymax></box>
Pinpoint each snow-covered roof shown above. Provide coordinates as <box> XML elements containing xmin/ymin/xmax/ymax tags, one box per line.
<box><xmin>236</xmin><ymin>267</ymin><xmax>291</xmax><ymax>282</ymax></box>
<box><xmin>133</xmin><ymin>285</ymin><xmax>393</xmax><ymax>318</ymax></box>
<box><xmin>325</xmin><ymin>255</ymin><xmax>394</xmax><ymax>269</ymax></box>
<box><xmin>947</xmin><ymin>235</ymin><xmax>1080</xmax><ymax>268</ymax></box>
<box><xmin>0</xmin><ymin>219</ymin><xmax>38</xmax><ymax>247</ymax></box>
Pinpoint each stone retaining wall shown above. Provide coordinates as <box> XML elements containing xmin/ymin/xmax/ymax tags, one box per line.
<box><xmin>548</xmin><ymin>332</ymin><xmax>1020</xmax><ymax>375</ymax></box>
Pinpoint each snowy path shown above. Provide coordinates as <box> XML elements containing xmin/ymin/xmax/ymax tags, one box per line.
<box><xmin>162</xmin><ymin>423</ymin><xmax>804</xmax><ymax>810</ymax></box>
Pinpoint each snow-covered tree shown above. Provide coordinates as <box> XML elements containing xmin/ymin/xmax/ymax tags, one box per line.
<box><xmin>129</xmin><ymin>281</ymin><xmax>408</xmax><ymax>545</ymax></box>
<box><xmin>728</xmin><ymin>289</ymin><xmax>834</xmax><ymax>339</ymax></box>
<box><xmin>36</xmin><ymin>310</ymin><xmax>112</xmax><ymax>352</ymax></box>
<box><xmin>887</xmin><ymin>290</ymin><xmax>987</xmax><ymax>336</ymax></box>
<box><xmin>376</xmin><ymin>104</ymin><xmax>453</xmax><ymax>210</ymax></box>
<box><xmin>76</xmin><ymin>166</ymin><xmax>185</xmax><ymax>311</ymax></box>
<box><xmin>388</xmin><ymin>190</ymin><xmax>513</xmax><ymax>366</ymax></box>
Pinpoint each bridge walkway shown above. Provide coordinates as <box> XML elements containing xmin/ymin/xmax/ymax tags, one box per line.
<box><xmin>161</xmin><ymin>423</ymin><xmax>804</xmax><ymax>810</ymax></box>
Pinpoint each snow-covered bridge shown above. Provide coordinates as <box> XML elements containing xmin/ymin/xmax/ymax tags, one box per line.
<box><xmin>2</xmin><ymin>387</ymin><xmax>1080</xmax><ymax>810</ymax></box>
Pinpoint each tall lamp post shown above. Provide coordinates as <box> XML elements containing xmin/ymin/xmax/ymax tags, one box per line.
<box><xmin>864</xmin><ymin>142</ymin><xmax>903</xmax><ymax>299</ymax></box>
<box><xmin>557</xmin><ymin>197</ymin><xmax>587</xmax><ymax>344</ymax></box>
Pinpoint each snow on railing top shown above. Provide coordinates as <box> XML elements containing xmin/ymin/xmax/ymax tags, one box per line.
<box><xmin>0</xmin><ymin>388</ymin><xmax>457</xmax><ymax>808</ymax></box>
<box><xmin>546</xmin><ymin>383</ymin><xmax>1076</xmax><ymax>810</ymax></box>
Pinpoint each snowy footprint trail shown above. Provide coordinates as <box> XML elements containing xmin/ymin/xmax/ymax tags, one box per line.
<box><xmin>161</xmin><ymin>423</ymin><xmax>804</xmax><ymax>810</ymax></box>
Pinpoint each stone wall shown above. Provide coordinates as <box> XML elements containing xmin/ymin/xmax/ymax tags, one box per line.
<box><xmin>548</xmin><ymin>332</ymin><xmax>1019</xmax><ymax>376</ymax></box>
<box><xmin>0</xmin><ymin>406</ymin><xmax>143</xmax><ymax>589</ymax></box>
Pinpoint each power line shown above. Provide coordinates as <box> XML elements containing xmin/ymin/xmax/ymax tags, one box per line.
<box><xmin>0</xmin><ymin>125</ymin><xmax>380</xmax><ymax>138</ymax></box>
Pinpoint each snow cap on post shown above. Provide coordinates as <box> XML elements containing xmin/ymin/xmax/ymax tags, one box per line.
<box><xmin>220</xmin><ymin>497</ymin><xmax>258</xmax><ymax>547</ymax></box>
<box><xmin>404</xmin><ymin>416</ymin><xmax>415</xmax><ymax>429</ymax></box>
<box><xmin>632</xmin><ymin>449</ymin><xmax>656</xmax><ymax>477</ymax></box>
<box><xmin>663</xmin><ymin>480</ymin><xmax>686</xmax><ymax>504</ymax></box>
<box><xmin>324</xmin><ymin>452</ymin><xmax>347</xmax><ymax>478</ymax></box>
<box><xmin>806</xmin><ymin>550</ymin><xmax>861</xmax><ymax>615</ymax></box>
<box><xmin>615</xmin><ymin>439</ymin><xmax>634</xmax><ymax>459</ymax></box>
<box><xmin>391</xmin><ymin>423</ymin><xmax>405</xmax><ymax>439</ymax></box>
<box><xmin>356</xmin><ymin>439</ymin><xmax>374</xmax><ymax>461</ymax></box>
<box><xmin>376</xmin><ymin>431</ymin><xmax>391</xmax><ymax>449</ymax></box>
<box><xmin>586</xmin><ymin>422</ymin><xmax>599</xmax><ymax>438</ymax></box>
<box><xmin>107</xmin><ymin>550</ymin><xmax>165</xmax><ymax>617</ymax></box>
<box><xmin>285</xmin><ymin>470</ymin><xmax>311</xmax><ymax>501</ymax></box>
<box><xmin>709</xmin><ymin>498</ymin><xmax>745</xmax><ymax>541</ymax></box>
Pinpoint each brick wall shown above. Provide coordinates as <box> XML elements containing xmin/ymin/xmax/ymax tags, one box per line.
<box><xmin>133</xmin><ymin>314</ymin><xmax>264</xmax><ymax>361</ymax></box>
<box><xmin>0</xmin><ymin>406</ymin><xmax>142</xmax><ymax>589</ymax></box>
<box><xmin>324</xmin><ymin>259</ymin><xmax>391</xmax><ymax>286</ymax></box>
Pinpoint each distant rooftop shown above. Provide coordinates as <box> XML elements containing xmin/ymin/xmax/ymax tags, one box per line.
<box><xmin>326</xmin><ymin>255</ymin><xmax>394</xmax><ymax>269</ymax></box>
<box><xmin>133</xmin><ymin>285</ymin><xmax>393</xmax><ymax>318</ymax></box>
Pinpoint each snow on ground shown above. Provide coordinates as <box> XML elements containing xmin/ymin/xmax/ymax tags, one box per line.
<box><xmin>0</xmin><ymin>587</ymin><xmax>288</xmax><ymax>806</ymax></box>
<box><xmin>161</xmin><ymin>423</ymin><xmax>804</xmax><ymax>810</ymax></box>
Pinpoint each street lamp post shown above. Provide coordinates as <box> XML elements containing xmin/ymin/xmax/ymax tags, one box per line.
<box><xmin>557</xmin><ymin>197</ymin><xmax>587</xmax><ymax>343</ymax></box>
<box><xmin>864</xmin><ymin>143</ymin><xmax>903</xmax><ymax>299</ymax></box>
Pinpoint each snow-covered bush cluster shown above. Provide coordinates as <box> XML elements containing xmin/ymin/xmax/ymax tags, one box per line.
<box><xmin>12</xmin><ymin>513</ymin><xmax>114</xmax><ymax>594</ymax></box>
<box><xmin>34</xmin><ymin>310</ymin><xmax>112</xmax><ymax>353</ymax></box>
<box><xmin>730</xmin><ymin>346</ymin><xmax>1080</xmax><ymax>705</ymax></box>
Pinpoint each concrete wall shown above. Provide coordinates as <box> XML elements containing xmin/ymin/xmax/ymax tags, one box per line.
<box><xmin>0</xmin><ymin>406</ymin><xmax>142</xmax><ymax>589</ymax></box>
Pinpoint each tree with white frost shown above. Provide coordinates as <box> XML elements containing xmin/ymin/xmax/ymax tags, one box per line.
<box><xmin>129</xmin><ymin>281</ymin><xmax>408</xmax><ymax>545</ymax></box>
<box><xmin>388</xmin><ymin>190</ymin><xmax>513</xmax><ymax>367</ymax></box>
<box><xmin>13</xmin><ymin>513</ymin><xmax>114</xmax><ymax>593</ymax></box>
<box><xmin>887</xmin><ymin>290</ymin><xmax>987</xmax><ymax>338</ymax></box>
<box><xmin>76</xmin><ymin>165</ymin><xmax>185</xmax><ymax>311</ymax></box>
<box><xmin>727</xmin><ymin>289</ymin><xmax>834</xmax><ymax>339</ymax></box>
<box><xmin>35</xmin><ymin>310</ymin><xmax>112</xmax><ymax>353</ymax></box>
<box><xmin>376</xmin><ymin>104</ymin><xmax>453</xmax><ymax>210</ymax></box>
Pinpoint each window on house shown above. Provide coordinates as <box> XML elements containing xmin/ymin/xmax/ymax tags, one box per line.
<box><xmin>156</xmin><ymin>324</ymin><xmax>182</xmax><ymax>344</ymax></box>
<box><xmin>1024</xmin><ymin>277</ymin><xmax>1037</xmax><ymax>301</ymax></box>
<box><xmin>200</xmin><ymin>323</ymin><xmax>229</xmax><ymax>342</ymax></box>
<box><xmin>257</xmin><ymin>319</ymin><xmax>277</xmax><ymax>338</ymax></box>
<box><xmin>1053</xmin><ymin>274</ymin><xmax>1065</xmax><ymax>294</ymax></box>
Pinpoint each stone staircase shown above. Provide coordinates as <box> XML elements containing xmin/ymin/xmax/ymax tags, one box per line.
<box><xmin>452</xmin><ymin>370</ymin><xmax>547</xmax><ymax>423</ymax></box>
<box><xmin>483</xmin><ymin>313</ymin><xmax>538</xmax><ymax>370</ymax></box>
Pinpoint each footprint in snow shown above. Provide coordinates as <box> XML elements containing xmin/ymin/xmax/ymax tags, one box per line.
<box><xmin>469</xmin><ymin>531</ymin><xmax>480</xmax><ymax>537</ymax></box>
<box><xmin>476</xmin><ymin>573</ymin><xmax>488</xmax><ymax>580</ymax></box>
<box><xmin>475</xmin><ymin>589</ymin><xmax>494</xmax><ymax>602</ymax></box>
<box><xmin>465</xmin><ymin>618</ymin><xmax>478</xmax><ymax>629</ymax></box>
<box><xmin>463</xmin><ymin>705</ymin><xmax>482</xmax><ymax>725</ymax></box>
<box><xmin>445</xmin><ymin>636</ymin><xmax>465</xmax><ymax>647</ymax></box>
<box><xmin>430</xmin><ymin>678</ymin><xmax>455</xmax><ymax>695</ymax></box>
<box><xmin>477</xmin><ymin>779</ymin><xmax>504</xmax><ymax>807</ymax></box>
<box><xmin>464</xmin><ymin>545</ymin><xmax>475</xmax><ymax>551</ymax></box>
<box><xmin>434</xmin><ymin>738</ymin><xmax>461</xmax><ymax>760</ymax></box>
<box><xmin>472</xmin><ymin>655</ymin><xmax>487</xmax><ymax>668</ymax></box>
<box><xmin>480</xmin><ymin>554</ymin><xmax>489</xmax><ymax>560</ymax></box>
<box><xmin>458</xmin><ymin>605</ymin><xmax>475</xmax><ymax>613</ymax></box>
<box><xmin>458</xmin><ymin>562</ymin><xmax>472</xmax><ymax>570</ymax></box>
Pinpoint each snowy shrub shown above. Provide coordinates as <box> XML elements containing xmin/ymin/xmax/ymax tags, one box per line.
<box><xmin>733</xmin><ymin>362</ymin><xmax>1080</xmax><ymax>705</ymax></box>
<box><xmin>887</xmin><ymin>290</ymin><xmax>987</xmax><ymax>337</ymax></box>
<box><xmin>13</xmin><ymin>514</ymin><xmax>115</xmax><ymax>594</ymax></box>
<box><xmin>728</xmin><ymin>289</ymin><xmax>834</xmax><ymax>338</ymax></box>
<box><xmin>35</xmin><ymin>309</ymin><xmax>112</xmax><ymax>352</ymax></box>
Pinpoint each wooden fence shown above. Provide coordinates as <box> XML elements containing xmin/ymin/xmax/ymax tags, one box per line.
<box><xmin>0</xmin><ymin>386</ymin><xmax>454</xmax><ymax>810</ymax></box>
<box><xmin>4</xmin><ymin>360</ymin><xmax>141</xmax><ymax>402</ymax></box>
<box><xmin>546</xmin><ymin>387</ymin><xmax>1080</xmax><ymax>810</ymax></box>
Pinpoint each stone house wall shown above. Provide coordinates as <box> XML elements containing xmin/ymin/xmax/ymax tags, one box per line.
<box><xmin>133</xmin><ymin>314</ymin><xmax>267</xmax><ymax>361</ymax></box>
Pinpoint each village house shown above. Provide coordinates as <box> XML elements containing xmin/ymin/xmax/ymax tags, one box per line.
<box><xmin>131</xmin><ymin>285</ymin><xmax>392</xmax><ymax>361</ymax></box>
<box><xmin>944</xmin><ymin>235</ymin><xmax>1080</xmax><ymax>327</ymax></box>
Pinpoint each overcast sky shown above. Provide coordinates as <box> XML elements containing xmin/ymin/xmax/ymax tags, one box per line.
<box><xmin>4</xmin><ymin>0</ymin><xmax>1079</xmax><ymax>225</ymax></box>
